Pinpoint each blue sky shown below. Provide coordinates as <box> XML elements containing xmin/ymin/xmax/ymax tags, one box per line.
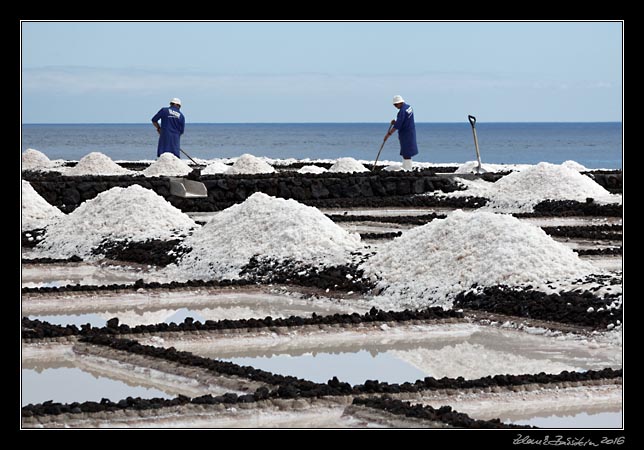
<box><xmin>21</xmin><ymin>21</ymin><xmax>622</xmax><ymax>123</ymax></box>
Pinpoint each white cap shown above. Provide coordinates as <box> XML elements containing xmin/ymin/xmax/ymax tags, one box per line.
<box><xmin>170</xmin><ymin>98</ymin><xmax>182</xmax><ymax>106</ymax></box>
<box><xmin>392</xmin><ymin>95</ymin><xmax>405</xmax><ymax>104</ymax></box>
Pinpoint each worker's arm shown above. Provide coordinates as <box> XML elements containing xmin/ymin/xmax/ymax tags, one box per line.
<box><xmin>151</xmin><ymin>120</ymin><xmax>161</xmax><ymax>134</ymax></box>
<box><xmin>151</xmin><ymin>109</ymin><xmax>163</xmax><ymax>134</ymax></box>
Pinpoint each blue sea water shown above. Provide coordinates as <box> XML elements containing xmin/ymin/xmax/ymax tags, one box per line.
<box><xmin>21</xmin><ymin>122</ymin><xmax>622</xmax><ymax>169</ymax></box>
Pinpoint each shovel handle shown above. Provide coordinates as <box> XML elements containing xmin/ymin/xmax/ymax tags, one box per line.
<box><xmin>180</xmin><ymin>149</ymin><xmax>199</xmax><ymax>165</ymax></box>
<box><xmin>468</xmin><ymin>115</ymin><xmax>476</xmax><ymax>127</ymax></box>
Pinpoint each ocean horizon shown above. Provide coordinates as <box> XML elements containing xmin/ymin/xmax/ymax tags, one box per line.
<box><xmin>21</xmin><ymin>122</ymin><xmax>623</xmax><ymax>169</ymax></box>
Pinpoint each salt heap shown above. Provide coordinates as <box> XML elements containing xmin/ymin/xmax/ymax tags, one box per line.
<box><xmin>328</xmin><ymin>157</ymin><xmax>369</xmax><ymax>173</ymax></box>
<box><xmin>362</xmin><ymin>210</ymin><xmax>596</xmax><ymax>309</ymax></box>
<box><xmin>298</xmin><ymin>165</ymin><xmax>327</xmax><ymax>174</ymax></box>
<box><xmin>22</xmin><ymin>180</ymin><xmax>64</xmax><ymax>230</ymax></box>
<box><xmin>226</xmin><ymin>154</ymin><xmax>276</xmax><ymax>175</ymax></box>
<box><xmin>454</xmin><ymin>161</ymin><xmax>492</xmax><ymax>174</ymax></box>
<box><xmin>143</xmin><ymin>153</ymin><xmax>192</xmax><ymax>177</ymax></box>
<box><xmin>36</xmin><ymin>185</ymin><xmax>196</xmax><ymax>258</ymax></box>
<box><xmin>172</xmin><ymin>192</ymin><xmax>363</xmax><ymax>280</ymax></box>
<box><xmin>448</xmin><ymin>162</ymin><xmax>618</xmax><ymax>213</ymax></box>
<box><xmin>22</xmin><ymin>148</ymin><xmax>54</xmax><ymax>171</ymax></box>
<box><xmin>64</xmin><ymin>152</ymin><xmax>133</xmax><ymax>176</ymax></box>
<box><xmin>561</xmin><ymin>160</ymin><xmax>588</xmax><ymax>171</ymax></box>
<box><xmin>202</xmin><ymin>161</ymin><xmax>231</xmax><ymax>175</ymax></box>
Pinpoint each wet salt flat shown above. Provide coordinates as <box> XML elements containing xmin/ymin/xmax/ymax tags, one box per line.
<box><xmin>21</xmin><ymin>261</ymin><xmax>154</xmax><ymax>289</ymax></box>
<box><xmin>153</xmin><ymin>323</ymin><xmax>621</xmax><ymax>381</ymax></box>
<box><xmin>512</xmin><ymin>410</ymin><xmax>622</xmax><ymax>429</ymax></box>
<box><xmin>21</xmin><ymin>367</ymin><xmax>173</xmax><ymax>407</ymax></box>
<box><xmin>225</xmin><ymin>350</ymin><xmax>428</xmax><ymax>385</ymax></box>
<box><xmin>23</xmin><ymin>288</ymin><xmax>370</xmax><ymax>326</ymax></box>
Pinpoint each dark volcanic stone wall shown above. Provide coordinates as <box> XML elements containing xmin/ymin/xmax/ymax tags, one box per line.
<box><xmin>22</xmin><ymin>170</ymin><xmax>463</xmax><ymax>213</ymax></box>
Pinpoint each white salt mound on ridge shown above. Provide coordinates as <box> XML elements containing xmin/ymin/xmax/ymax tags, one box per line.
<box><xmin>22</xmin><ymin>180</ymin><xmax>64</xmax><ymax>231</ymax></box>
<box><xmin>65</xmin><ymin>152</ymin><xmax>133</xmax><ymax>176</ymax></box>
<box><xmin>328</xmin><ymin>157</ymin><xmax>369</xmax><ymax>173</ymax></box>
<box><xmin>226</xmin><ymin>154</ymin><xmax>276</xmax><ymax>174</ymax></box>
<box><xmin>22</xmin><ymin>148</ymin><xmax>53</xmax><ymax>171</ymax></box>
<box><xmin>173</xmin><ymin>192</ymin><xmax>363</xmax><ymax>280</ymax></box>
<box><xmin>362</xmin><ymin>210</ymin><xmax>596</xmax><ymax>309</ymax></box>
<box><xmin>202</xmin><ymin>161</ymin><xmax>231</xmax><ymax>175</ymax></box>
<box><xmin>448</xmin><ymin>162</ymin><xmax>618</xmax><ymax>213</ymax></box>
<box><xmin>298</xmin><ymin>165</ymin><xmax>327</xmax><ymax>174</ymax></box>
<box><xmin>36</xmin><ymin>185</ymin><xmax>196</xmax><ymax>258</ymax></box>
<box><xmin>143</xmin><ymin>153</ymin><xmax>192</xmax><ymax>177</ymax></box>
<box><xmin>561</xmin><ymin>160</ymin><xmax>588</xmax><ymax>172</ymax></box>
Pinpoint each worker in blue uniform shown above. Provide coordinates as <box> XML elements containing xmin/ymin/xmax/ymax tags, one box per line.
<box><xmin>384</xmin><ymin>95</ymin><xmax>418</xmax><ymax>170</ymax></box>
<box><xmin>151</xmin><ymin>98</ymin><xmax>185</xmax><ymax>158</ymax></box>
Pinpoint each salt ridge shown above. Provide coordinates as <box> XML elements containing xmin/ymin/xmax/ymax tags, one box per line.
<box><xmin>226</xmin><ymin>154</ymin><xmax>276</xmax><ymax>174</ymax></box>
<box><xmin>328</xmin><ymin>157</ymin><xmax>369</xmax><ymax>173</ymax></box>
<box><xmin>447</xmin><ymin>162</ymin><xmax>619</xmax><ymax>213</ymax></box>
<box><xmin>172</xmin><ymin>192</ymin><xmax>363</xmax><ymax>280</ymax></box>
<box><xmin>22</xmin><ymin>180</ymin><xmax>64</xmax><ymax>231</ymax></box>
<box><xmin>35</xmin><ymin>185</ymin><xmax>196</xmax><ymax>259</ymax></box>
<box><xmin>65</xmin><ymin>152</ymin><xmax>133</xmax><ymax>176</ymax></box>
<box><xmin>143</xmin><ymin>153</ymin><xmax>192</xmax><ymax>177</ymax></box>
<box><xmin>202</xmin><ymin>161</ymin><xmax>231</xmax><ymax>175</ymax></box>
<box><xmin>22</xmin><ymin>148</ymin><xmax>54</xmax><ymax>171</ymax></box>
<box><xmin>362</xmin><ymin>209</ymin><xmax>597</xmax><ymax>309</ymax></box>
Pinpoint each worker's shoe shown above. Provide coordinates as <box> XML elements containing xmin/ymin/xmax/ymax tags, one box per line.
<box><xmin>402</xmin><ymin>159</ymin><xmax>413</xmax><ymax>171</ymax></box>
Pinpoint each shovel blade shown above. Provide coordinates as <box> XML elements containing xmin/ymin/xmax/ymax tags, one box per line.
<box><xmin>168</xmin><ymin>177</ymin><xmax>208</xmax><ymax>198</ymax></box>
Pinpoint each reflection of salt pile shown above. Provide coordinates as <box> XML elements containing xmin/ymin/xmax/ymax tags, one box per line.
<box><xmin>328</xmin><ymin>157</ymin><xmax>369</xmax><ymax>173</ymax></box>
<box><xmin>202</xmin><ymin>161</ymin><xmax>231</xmax><ymax>175</ymax></box>
<box><xmin>65</xmin><ymin>152</ymin><xmax>133</xmax><ymax>176</ymax></box>
<box><xmin>36</xmin><ymin>185</ymin><xmax>196</xmax><ymax>258</ymax></box>
<box><xmin>22</xmin><ymin>148</ymin><xmax>54</xmax><ymax>171</ymax></box>
<box><xmin>298</xmin><ymin>165</ymin><xmax>327</xmax><ymax>174</ymax></box>
<box><xmin>226</xmin><ymin>154</ymin><xmax>276</xmax><ymax>175</ymax></box>
<box><xmin>22</xmin><ymin>180</ymin><xmax>64</xmax><ymax>230</ymax></box>
<box><xmin>449</xmin><ymin>162</ymin><xmax>618</xmax><ymax>213</ymax></box>
<box><xmin>173</xmin><ymin>192</ymin><xmax>362</xmax><ymax>280</ymax></box>
<box><xmin>391</xmin><ymin>342</ymin><xmax>575</xmax><ymax>379</ymax></box>
<box><xmin>362</xmin><ymin>210</ymin><xmax>595</xmax><ymax>309</ymax></box>
<box><xmin>143</xmin><ymin>153</ymin><xmax>192</xmax><ymax>177</ymax></box>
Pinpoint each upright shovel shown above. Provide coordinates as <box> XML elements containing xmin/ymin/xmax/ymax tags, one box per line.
<box><xmin>468</xmin><ymin>115</ymin><xmax>485</xmax><ymax>174</ymax></box>
<box><xmin>372</xmin><ymin>123</ymin><xmax>395</xmax><ymax>171</ymax></box>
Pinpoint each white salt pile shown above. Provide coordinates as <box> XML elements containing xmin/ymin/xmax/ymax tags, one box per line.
<box><xmin>202</xmin><ymin>161</ymin><xmax>231</xmax><ymax>175</ymax></box>
<box><xmin>298</xmin><ymin>165</ymin><xmax>327</xmax><ymax>174</ymax></box>
<box><xmin>447</xmin><ymin>162</ymin><xmax>619</xmax><ymax>213</ymax></box>
<box><xmin>143</xmin><ymin>153</ymin><xmax>193</xmax><ymax>177</ymax></box>
<box><xmin>172</xmin><ymin>192</ymin><xmax>363</xmax><ymax>280</ymax></box>
<box><xmin>561</xmin><ymin>160</ymin><xmax>588</xmax><ymax>172</ymax></box>
<box><xmin>328</xmin><ymin>157</ymin><xmax>369</xmax><ymax>173</ymax></box>
<box><xmin>362</xmin><ymin>210</ymin><xmax>596</xmax><ymax>309</ymax></box>
<box><xmin>454</xmin><ymin>161</ymin><xmax>493</xmax><ymax>174</ymax></box>
<box><xmin>36</xmin><ymin>185</ymin><xmax>196</xmax><ymax>258</ymax></box>
<box><xmin>22</xmin><ymin>180</ymin><xmax>64</xmax><ymax>231</ymax></box>
<box><xmin>22</xmin><ymin>148</ymin><xmax>54</xmax><ymax>171</ymax></box>
<box><xmin>64</xmin><ymin>152</ymin><xmax>133</xmax><ymax>176</ymax></box>
<box><xmin>226</xmin><ymin>154</ymin><xmax>276</xmax><ymax>175</ymax></box>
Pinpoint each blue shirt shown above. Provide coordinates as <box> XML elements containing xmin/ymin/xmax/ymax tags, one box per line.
<box><xmin>151</xmin><ymin>106</ymin><xmax>185</xmax><ymax>157</ymax></box>
<box><xmin>393</xmin><ymin>102</ymin><xmax>418</xmax><ymax>158</ymax></box>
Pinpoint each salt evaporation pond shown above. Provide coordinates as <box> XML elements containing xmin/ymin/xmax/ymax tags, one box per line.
<box><xmin>155</xmin><ymin>323</ymin><xmax>621</xmax><ymax>382</ymax></box>
<box><xmin>21</xmin><ymin>367</ymin><xmax>173</xmax><ymax>407</ymax></box>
